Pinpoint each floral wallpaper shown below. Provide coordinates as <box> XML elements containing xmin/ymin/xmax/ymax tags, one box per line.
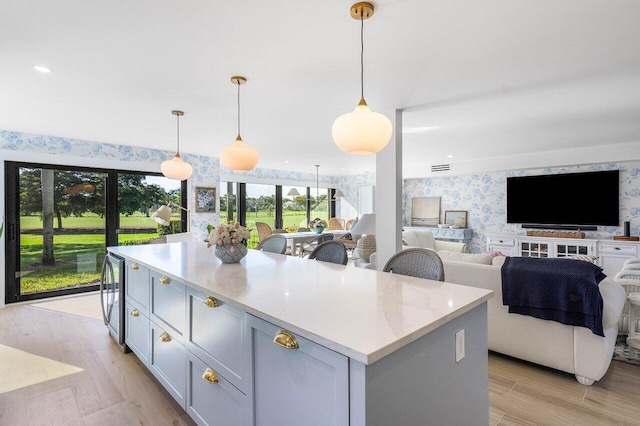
<box><xmin>0</xmin><ymin>130</ymin><xmax>220</xmax><ymax>241</ymax></box>
<box><xmin>403</xmin><ymin>162</ymin><xmax>640</xmax><ymax>253</ymax></box>
<box><xmin>5</xmin><ymin>130</ymin><xmax>636</xmax><ymax>255</ymax></box>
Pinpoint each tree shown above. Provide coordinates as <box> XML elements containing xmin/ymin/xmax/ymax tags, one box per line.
<box><xmin>41</xmin><ymin>169</ymin><xmax>55</xmax><ymax>266</ymax></box>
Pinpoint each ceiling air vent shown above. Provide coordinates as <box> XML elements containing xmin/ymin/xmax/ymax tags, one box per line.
<box><xmin>431</xmin><ymin>163</ymin><xmax>451</xmax><ymax>173</ymax></box>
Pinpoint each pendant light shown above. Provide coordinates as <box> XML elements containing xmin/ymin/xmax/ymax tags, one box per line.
<box><xmin>332</xmin><ymin>2</ymin><xmax>392</xmax><ymax>155</ymax></box>
<box><xmin>220</xmin><ymin>76</ymin><xmax>259</xmax><ymax>171</ymax></box>
<box><xmin>161</xmin><ymin>110</ymin><xmax>193</xmax><ymax>181</ymax></box>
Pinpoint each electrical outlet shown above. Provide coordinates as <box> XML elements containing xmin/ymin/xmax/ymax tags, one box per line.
<box><xmin>455</xmin><ymin>329</ymin><xmax>465</xmax><ymax>362</ymax></box>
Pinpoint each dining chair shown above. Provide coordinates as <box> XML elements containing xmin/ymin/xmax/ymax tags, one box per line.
<box><xmin>345</xmin><ymin>219</ymin><xmax>354</xmax><ymax>230</ymax></box>
<box><xmin>328</xmin><ymin>217</ymin><xmax>345</xmax><ymax>230</ymax></box>
<box><xmin>255</xmin><ymin>234</ymin><xmax>288</xmax><ymax>254</ymax></box>
<box><xmin>308</xmin><ymin>241</ymin><xmax>348</xmax><ymax>265</ymax></box>
<box><xmin>382</xmin><ymin>248</ymin><xmax>445</xmax><ymax>281</ymax></box>
<box><xmin>299</xmin><ymin>234</ymin><xmax>333</xmax><ymax>258</ymax></box>
<box><xmin>255</xmin><ymin>222</ymin><xmax>273</xmax><ymax>242</ymax></box>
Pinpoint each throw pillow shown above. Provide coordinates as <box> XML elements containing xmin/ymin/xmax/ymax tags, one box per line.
<box><xmin>483</xmin><ymin>250</ymin><xmax>506</xmax><ymax>257</ymax></box>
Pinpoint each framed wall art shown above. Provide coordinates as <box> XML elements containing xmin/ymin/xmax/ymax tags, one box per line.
<box><xmin>195</xmin><ymin>186</ymin><xmax>216</xmax><ymax>213</ymax></box>
<box><xmin>410</xmin><ymin>197</ymin><xmax>441</xmax><ymax>226</ymax></box>
<box><xmin>444</xmin><ymin>210</ymin><xmax>467</xmax><ymax>228</ymax></box>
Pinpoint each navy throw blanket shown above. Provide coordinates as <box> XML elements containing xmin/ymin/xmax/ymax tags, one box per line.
<box><xmin>501</xmin><ymin>257</ymin><xmax>606</xmax><ymax>336</ymax></box>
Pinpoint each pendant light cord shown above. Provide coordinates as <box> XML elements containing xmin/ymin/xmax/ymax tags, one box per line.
<box><xmin>360</xmin><ymin>14</ymin><xmax>364</xmax><ymax>100</ymax></box>
<box><xmin>237</xmin><ymin>81</ymin><xmax>241</xmax><ymax>137</ymax></box>
<box><xmin>176</xmin><ymin>114</ymin><xmax>180</xmax><ymax>154</ymax></box>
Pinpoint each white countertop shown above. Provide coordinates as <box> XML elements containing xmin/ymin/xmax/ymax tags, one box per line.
<box><xmin>109</xmin><ymin>242</ymin><xmax>493</xmax><ymax>365</ymax></box>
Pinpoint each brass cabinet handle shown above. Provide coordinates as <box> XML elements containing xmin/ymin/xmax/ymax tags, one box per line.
<box><xmin>159</xmin><ymin>276</ymin><xmax>170</xmax><ymax>285</ymax></box>
<box><xmin>202</xmin><ymin>368</ymin><xmax>219</xmax><ymax>384</ymax></box>
<box><xmin>203</xmin><ymin>296</ymin><xmax>219</xmax><ymax>308</ymax></box>
<box><xmin>273</xmin><ymin>330</ymin><xmax>299</xmax><ymax>349</ymax></box>
<box><xmin>131</xmin><ymin>263</ymin><xmax>139</xmax><ymax>270</ymax></box>
<box><xmin>131</xmin><ymin>309</ymin><xmax>139</xmax><ymax>317</ymax></box>
<box><xmin>159</xmin><ymin>332</ymin><xmax>171</xmax><ymax>342</ymax></box>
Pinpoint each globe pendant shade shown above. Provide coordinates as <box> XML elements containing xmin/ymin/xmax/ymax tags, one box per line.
<box><xmin>332</xmin><ymin>102</ymin><xmax>393</xmax><ymax>155</ymax></box>
<box><xmin>220</xmin><ymin>136</ymin><xmax>259</xmax><ymax>171</ymax></box>
<box><xmin>161</xmin><ymin>154</ymin><xmax>193</xmax><ymax>181</ymax></box>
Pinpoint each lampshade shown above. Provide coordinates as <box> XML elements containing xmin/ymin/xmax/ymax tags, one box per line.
<box><xmin>333</xmin><ymin>3</ymin><xmax>392</xmax><ymax>156</ymax></box>
<box><xmin>287</xmin><ymin>188</ymin><xmax>301</xmax><ymax>196</ymax></box>
<box><xmin>333</xmin><ymin>189</ymin><xmax>345</xmax><ymax>199</ymax></box>
<box><xmin>220</xmin><ymin>136</ymin><xmax>259</xmax><ymax>171</ymax></box>
<box><xmin>151</xmin><ymin>205</ymin><xmax>172</xmax><ymax>226</ymax></box>
<box><xmin>152</xmin><ymin>203</ymin><xmax>191</xmax><ymax>232</ymax></box>
<box><xmin>220</xmin><ymin>76</ymin><xmax>259</xmax><ymax>171</ymax></box>
<box><xmin>161</xmin><ymin>155</ymin><xmax>193</xmax><ymax>181</ymax></box>
<box><xmin>350</xmin><ymin>213</ymin><xmax>376</xmax><ymax>235</ymax></box>
<box><xmin>162</xmin><ymin>110</ymin><xmax>193</xmax><ymax>181</ymax></box>
<box><xmin>332</xmin><ymin>101</ymin><xmax>392</xmax><ymax>155</ymax></box>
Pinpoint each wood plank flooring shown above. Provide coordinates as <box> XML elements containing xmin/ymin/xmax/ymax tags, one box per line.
<box><xmin>1</xmin><ymin>293</ymin><xmax>639</xmax><ymax>425</ymax></box>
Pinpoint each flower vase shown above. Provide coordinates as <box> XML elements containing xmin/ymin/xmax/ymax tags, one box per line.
<box><xmin>312</xmin><ymin>226</ymin><xmax>324</xmax><ymax>234</ymax></box>
<box><xmin>214</xmin><ymin>243</ymin><xmax>248</xmax><ymax>264</ymax></box>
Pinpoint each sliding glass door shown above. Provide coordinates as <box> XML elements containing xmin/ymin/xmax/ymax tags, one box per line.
<box><xmin>4</xmin><ymin>162</ymin><xmax>186</xmax><ymax>303</ymax></box>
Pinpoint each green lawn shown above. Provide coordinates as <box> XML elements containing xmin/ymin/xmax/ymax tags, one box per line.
<box><xmin>18</xmin><ymin>210</ymin><xmax>327</xmax><ymax>293</ymax></box>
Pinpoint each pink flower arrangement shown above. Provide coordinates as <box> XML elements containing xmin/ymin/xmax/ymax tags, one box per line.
<box><xmin>207</xmin><ymin>223</ymin><xmax>251</xmax><ymax>248</ymax></box>
<box><xmin>308</xmin><ymin>218</ymin><xmax>327</xmax><ymax>229</ymax></box>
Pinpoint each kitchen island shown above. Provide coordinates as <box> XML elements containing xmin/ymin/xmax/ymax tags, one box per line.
<box><xmin>109</xmin><ymin>242</ymin><xmax>493</xmax><ymax>426</ymax></box>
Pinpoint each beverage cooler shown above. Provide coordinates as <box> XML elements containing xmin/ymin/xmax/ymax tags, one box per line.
<box><xmin>100</xmin><ymin>252</ymin><xmax>127</xmax><ymax>352</ymax></box>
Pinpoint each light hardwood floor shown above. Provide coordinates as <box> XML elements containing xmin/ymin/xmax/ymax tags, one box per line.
<box><xmin>1</xmin><ymin>293</ymin><xmax>639</xmax><ymax>425</ymax></box>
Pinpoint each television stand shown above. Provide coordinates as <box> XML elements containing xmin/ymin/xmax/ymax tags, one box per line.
<box><xmin>522</xmin><ymin>224</ymin><xmax>597</xmax><ymax>232</ymax></box>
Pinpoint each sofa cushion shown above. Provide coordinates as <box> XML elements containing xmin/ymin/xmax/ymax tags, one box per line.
<box><xmin>437</xmin><ymin>250</ymin><xmax>494</xmax><ymax>265</ymax></box>
<box><xmin>402</xmin><ymin>230</ymin><xmax>436</xmax><ymax>250</ymax></box>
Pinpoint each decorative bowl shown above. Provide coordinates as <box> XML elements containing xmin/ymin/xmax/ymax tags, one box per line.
<box><xmin>312</xmin><ymin>226</ymin><xmax>325</xmax><ymax>234</ymax></box>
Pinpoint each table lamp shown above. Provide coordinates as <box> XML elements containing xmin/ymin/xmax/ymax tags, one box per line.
<box><xmin>152</xmin><ymin>202</ymin><xmax>191</xmax><ymax>233</ymax></box>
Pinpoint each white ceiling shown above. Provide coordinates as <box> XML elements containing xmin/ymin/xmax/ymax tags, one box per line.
<box><xmin>1</xmin><ymin>0</ymin><xmax>639</xmax><ymax>177</ymax></box>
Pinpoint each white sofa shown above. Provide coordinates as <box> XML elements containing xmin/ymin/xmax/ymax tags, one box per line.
<box><xmin>402</xmin><ymin>229</ymin><xmax>469</xmax><ymax>253</ymax></box>
<box><xmin>360</xmin><ymin>229</ymin><xmax>468</xmax><ymax>269</ymax></box>
<box><xmin>438</xmin><ymin>251</ymin><xmax>627</xmax><ymax>385</ymax></box>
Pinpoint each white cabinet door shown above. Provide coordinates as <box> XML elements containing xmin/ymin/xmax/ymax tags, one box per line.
<box><xmin>598</xmin><ymin>241</ymin><xmax>639</xmax><ymax>277</ymax></box>
<box><xmin>248</xmin><ymin>315</ymin><xmax>349</xmax><ymax>426</ymax></box>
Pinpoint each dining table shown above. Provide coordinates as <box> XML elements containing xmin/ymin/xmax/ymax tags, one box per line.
<box><xmin>282</xmin><ymin>230</ymin><xmax>349</xmax><ymax>256</ymax></box>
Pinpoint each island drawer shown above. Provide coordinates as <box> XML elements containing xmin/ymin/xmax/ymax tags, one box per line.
<box><xmin>151</xmin><ymin>270</ymin><xmax>186</xmax><ymax>343</ymax></box>
<box><xmin>126</xmin><ymin>260</ymin><xmax>150</xmax><ymax>314</ymax></box>
<box><xmin>150</xmin><ymin>322</ymin><xmax>186</xmax><ymax>408</ymax></box>
<box><xmin>125</xmin><ymin>301</ymin><xmax>150</xmax><ymax>367</ymax></box>
<box><xmin>187</xmin><ymin>288</ymin><xmax>249</xmax><ymax>393</ymax></box>
<box><xmin>248</xmin><ymin>315</ymin><xmax>349</xmax><ymax>426</ymax></box>
<box><xmin>186</xmin><ymin>351</ymin><xmax>249</xmax><ymax>426</ymax></box>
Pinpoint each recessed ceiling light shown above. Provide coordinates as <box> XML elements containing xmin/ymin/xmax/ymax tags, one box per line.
<box><xmin>402</xmin><ymin>126</ymin><xmax>439</xmax><ymax>134</ymax></box>
<box><xmin>284</xmin><ymin>160</ymin><xmax>289</xmax><ymax>163</ymax></box>
<box><xmin>33</xmin><ymin>65</ymin><xmax>52</xmax><ymax>73</ymax></box>
<box><xmin>446</xmin><ymin>154</ymin><xmax>453</xmax><ymax>158</ymax></box>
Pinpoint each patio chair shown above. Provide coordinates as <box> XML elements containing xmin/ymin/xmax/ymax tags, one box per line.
<box><xmin>382</xmin><ymin>248</ymin><xmax>445</xmax><ymax>281</ymax></box>
<box><xmin>308</xmin><ymin>241</ymin><xmax>348</xmax><ymax>265</ymax></box>
<box><xmin>328</xmin><ymin>217</ymin><xmax>345</xmax><ymax>230</ymax></box>
<box><xmin>255</xmin><ymin>222</ymin><xmax>273</xmax><ymax>242</ymax></box>
<box><xmin>255</xmin><ymin>234</ymin><xmax>288</xmax><ymax>254</ymax></box>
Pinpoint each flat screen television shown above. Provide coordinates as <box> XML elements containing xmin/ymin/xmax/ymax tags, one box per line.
<box><xmin>506</xmin><ymin>170</ymin><xmax>619</xmax><ymax>228</ymax></box>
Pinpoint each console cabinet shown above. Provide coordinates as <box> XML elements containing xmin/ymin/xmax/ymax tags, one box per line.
<box><xmin>486</xmin><ymin>234</ymin><xmax>640</xmax><ymax>277</ymax></box>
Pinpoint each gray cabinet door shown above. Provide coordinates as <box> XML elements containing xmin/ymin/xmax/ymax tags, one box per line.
<box><xmin>125</xmin><ymin>301</ymin><xmax>149</xmax><ymax>366</ymax></box>
<box><xmin>150</xmin><ymin>270</ymin><xmax>186</xmax><ymax>342</ymax></box>
<box><xmin>125</xmin><ymin>261</ymin><xmax>150</xmax><ymax>315</ymax></box>
<box><xmin>186</xmin><ymin>352</ymin><xmax>249</xmax><ymax>426</ymax></box>
<box><xmin>150</xmin><ymin>322</ymin><xmax>186</xmax><ymax>407</ymax></box>
<box><xmin>187</xmin><ymin>288</ymin><xmax>249</xmax><ymax>393</ymax></box>
<box><xmin>248</xmin><ymin>315</ymin><xmax>349</xmax><ymax>426</ymax></box>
